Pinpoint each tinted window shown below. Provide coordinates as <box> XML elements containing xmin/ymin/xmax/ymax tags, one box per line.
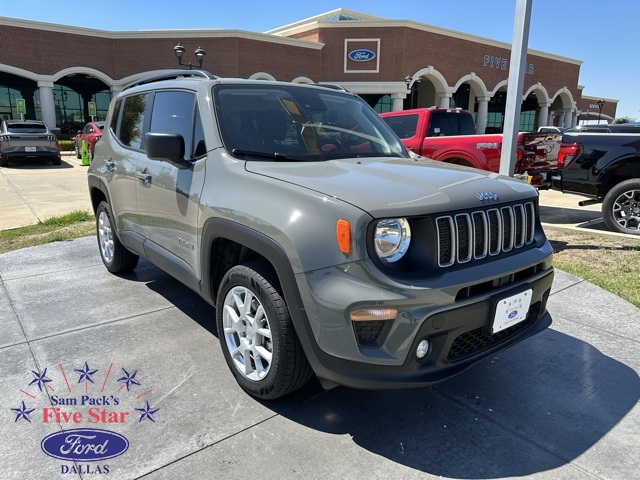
<box><xmin>383</xmin><ymin>114</ymin><xmax>419</xmax><ymax>139</ymax></box>
<box><xmin>149</xmin><ymin>91</ymin><xmax>195</xmax><ymax>158</ymax></box>
<box><xmin>429</xmin><ymin>112</ymin><xmax>476</xmax><ymax>136</ymax></box>
<box><xmin>119</xmin><ymin>94</ymin><xmax>148</xmax><ymax>149</ymax></box>
<box><xmin>6</xmin><ymin>122</ymin><xmax>47</xmax><ymax>133</ymax></box>
<box><xmin>110</xmin><ymin>99</ymin><xmax>121</xmax><ymax>133</ymax></box>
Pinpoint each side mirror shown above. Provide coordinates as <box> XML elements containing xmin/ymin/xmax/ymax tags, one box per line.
<box><xmin>144</xmin><ymin>132</ymin><xmax>185</xmax><ymax>162</ymax></box>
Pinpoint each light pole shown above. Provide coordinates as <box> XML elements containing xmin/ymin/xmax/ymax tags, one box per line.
<box><xmin>597</xmin><ymin>99</ymin><xmax>605</xmax><ymax>124</ymax></box>
<box><xmin>174</xmin><ymin>44</ymin><xmax>206</xmax><ymax>70</ymax></box>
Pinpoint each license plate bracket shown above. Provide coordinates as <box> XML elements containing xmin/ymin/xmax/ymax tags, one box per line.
<box><xmin>492</xmin><ymin>289</ymin><xmax>533</xmax><ymax>334</ymax></box>
<box><xmin>25</xmin><ymin>146</ymin><xmax>36</xmax><ymax>152</ymax></box>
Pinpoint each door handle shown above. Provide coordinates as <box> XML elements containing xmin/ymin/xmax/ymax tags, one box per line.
<box><xmin>104</xmin><ymin>159</ymin><xmax>115</xmax><ymax>172</ymax></box>
<box><xmin>135</xmin><ymin>171</ymin><xmax>152</xmax><ymax>185</ymax></box>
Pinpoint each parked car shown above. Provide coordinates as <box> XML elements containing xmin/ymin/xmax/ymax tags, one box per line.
<box><xmin>74</xmin><ymin>121</ymin><xmax>105</xmax><ymax>161</ymax></box>
<box><xmin>552</xmin><ymin>130</ymin><xmax>640</xmax><ymax>234</ymax></box>
<box><xmin>88</xmin><ymin>70</ymin><xmax>554</xmax><ymax>399</ymax></box>
<box><xmin>379</xmin><ymin>108</ymin><xmax>561</xmax><ymax>188</ymax></box>
<box><xmin>0</xmin><ymin>120</ymin><xmax>61</xmax><ymax>167</ymax></box>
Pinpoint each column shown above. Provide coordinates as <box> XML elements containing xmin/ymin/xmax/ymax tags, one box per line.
<box><xmin>571</xmin><ymin>111</ymin><xmax>578</xmax><ymax>128</ymax></box>
<box><xmin>390</xmin><ymin>93</ymin><xmax>407</xmax><ymax>112</ymax></box>
<box><xmin>437</xmin><ymin>93</ymin><xmax>452</xmax><ymax>109</ymax></box>
<box><xmin>563</xmin><ymin>110</ymin><xmax>572</xmax><ymax>129</ymax></box>
<box><xmin>537</xmin><ymin>104</ymin><xmax>549</xmax><ymax>128</ymax></box>
<box><xmin>476</xmin><ymin>97</ymin><xmax>490</xmax><ymax>134</ymax></box>
<box><xmin>38</xmin><ymin>81</ymin><xmax>56</xmax><ymax>130</ymax></box>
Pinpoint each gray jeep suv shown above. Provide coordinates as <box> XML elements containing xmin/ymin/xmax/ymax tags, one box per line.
<box><xmin>88</xmin><ymin>70</ymin><xmax>554</xmax><ymax>399</ymax></box>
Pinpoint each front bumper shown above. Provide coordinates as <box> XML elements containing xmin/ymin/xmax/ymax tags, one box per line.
<box><xmin>291</xmin><ymin>250</ymin><xmax>553</xmax><ymax>390</ymax></box>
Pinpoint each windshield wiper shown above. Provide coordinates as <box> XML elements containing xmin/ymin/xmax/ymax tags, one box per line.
<box><xmin>232</xmin><ymin>149</ymin><xmax>303</xmax><ymax>162</ymax></box>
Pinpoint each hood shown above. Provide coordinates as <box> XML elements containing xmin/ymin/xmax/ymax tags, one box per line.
<box><xmin>245</xmin><ymin>157</ymin><xmax>537</xmax><ymax>218</ymax></box>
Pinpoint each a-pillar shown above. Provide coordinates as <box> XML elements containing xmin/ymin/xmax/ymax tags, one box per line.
<box><xmin>537</xmin><ymin>103</ymin><xmax>549</xmax><ymax>128</ymax></box>
<box><xmin>437</xmin><ymin>93</ymin><xmax>451</xmax><ymax>109</ymax></box>
<box><xmin>37</xmin><ymin>81</ymin><xmax>56</xmax><ymax>130</ymax></box>
<box><xmin>476</xmin><ymin>96</ymin><xmax>490</xmax><ymax>134</ymax></box>
<box><xmin>391</xmin><ymin>92</ymin><xmax>407</xmax><ymax>112</ymax></box>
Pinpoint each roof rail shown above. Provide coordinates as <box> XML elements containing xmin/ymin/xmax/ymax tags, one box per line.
<box><xmin>314</xmin><ymin>83</ymin><xmax>349</xmax><ymax>92</ymax></box>
<box><xmin>123</xmin><ymin>70</ymin><xmax>218</xmax><ymax>91</ymax></box>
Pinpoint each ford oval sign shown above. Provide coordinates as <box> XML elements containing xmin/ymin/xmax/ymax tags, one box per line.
<box><xmin>508</xmin><ymin>310</ymin><xmax>518</xmax><ymax>319</ymax></box>
<box><xmin>41</xmin><ymin>428</ymin><xmax>129</xmax><ymax>462</ymax></box>
<box><xmin>348</xmin><ymin>49</ymin><xmax>376</xmax><ymax>62</ymax></box>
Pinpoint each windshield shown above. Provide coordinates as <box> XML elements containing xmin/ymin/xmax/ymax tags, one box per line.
<box><xmin>213</xmin><ymin>84</ymin><xmax>408</xmax><ymax>161</ymax></box>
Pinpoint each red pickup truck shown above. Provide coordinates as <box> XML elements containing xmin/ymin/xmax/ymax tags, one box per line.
<box><xmin>380</xmin><ymin>108</ymin><xmax>560</xmax><ymax>188</ymax></box>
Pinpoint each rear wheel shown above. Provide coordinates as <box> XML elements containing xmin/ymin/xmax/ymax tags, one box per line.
<box><xmin>602</xmin><ymin>179</ymin><xmax>640</xmax><ymax>235</ymax></box>
<box><xmin>96</xmin><ymin>201</ymin><xmax>139</xmax><ymax>273</ymax></box>
<box><xmin>52</xmin><ymin>156</ymin><xmax>62</xmax><ymax>166</ymax></box>
<box><xmin>216</xmin><ymin>262</ymin><xmax>312</xmax><ymax>399</ymax></box>
<box><xmin>75</xmin><ymin>142</ymin><xmax>82</xmax><ymax>159</ymax></box>
<box><xmin>0</xmin><ymin>157</ymin><xmax>7</xmax><ymax>167</ymax></box>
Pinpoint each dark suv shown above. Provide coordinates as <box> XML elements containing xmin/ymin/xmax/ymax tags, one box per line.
<box><xmin>88</xmin><ymin>70</ymin><xmax>554</xmax><ymax>399</ymax></box>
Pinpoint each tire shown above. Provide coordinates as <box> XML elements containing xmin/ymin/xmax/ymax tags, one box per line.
<box><xmin>602</xmin><ymin>179</ymin><xmax>640</xmax><ymax>235</ymax></box>
<box><xmin>88</xmin><ymin>148</ymin><xmax>94</xmax><ymax>163</ymax></box>
<box><xmin>52</xmin><ymin>156</ymin><xmax>62</xmax><ymax>166</ymax></box>
<box><xmin>95</xmin><ymin>201</ymin><xmax>139</xmax><ymax>273</ymax></box>
<box><xmin>216</xmin><ymin>262</ymin><xmax>312</xmax><ymax>399</ymax></box>
<box><xmin>0</xmin><ymin>157</ymin><xmax>7</xmax><ymax>167</ymax></box>
<box><xmin>75</xmin><ymin>142</ymin><xmax>82</xmax><ymax>159</ymax></box>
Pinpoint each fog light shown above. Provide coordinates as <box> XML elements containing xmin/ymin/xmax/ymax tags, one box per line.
<box><xmin>416</xmin><ymin>339</ymin><xmax>430</xmax><ymax>359</ymax></box>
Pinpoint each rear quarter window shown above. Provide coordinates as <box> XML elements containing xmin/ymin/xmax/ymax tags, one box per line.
<box><xmin>118</xmin><ymin>94</ymin><xmax>148</xmax><ymax>149</ymax></box>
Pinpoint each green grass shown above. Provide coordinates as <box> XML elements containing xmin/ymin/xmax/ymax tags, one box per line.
<box><xmin>0</xmin><ymin>210</ymin><xmax>95</xmax><ymax>254</ymax></box>
<box><xmin>546</xmin><ymin>226</ymin><xmax>640</xmax><ymax>308</ymax></box>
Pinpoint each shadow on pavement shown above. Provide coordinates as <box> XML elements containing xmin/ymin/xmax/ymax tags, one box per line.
<box><xmin>539</xmin><ymin>205</ymin><xmax>606</xmax><ymax>231</ymax></box>
<box><xmin>265</xmin><ymin>331</ymin><xmax>639</xmax><ymax>478</ymax></box>
<box><xmin>1</xmin><ymin>158</ymin><xmax>74</xmax><ymax>169</ymax></box>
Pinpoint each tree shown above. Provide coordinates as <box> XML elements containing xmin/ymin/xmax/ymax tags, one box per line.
<box><xmin>613</xmin><ymin>116</ymin><xmax>636</xmax><ymax>124</ymax></box>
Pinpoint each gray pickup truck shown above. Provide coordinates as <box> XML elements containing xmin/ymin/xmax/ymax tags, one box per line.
<box><xmin>87</xmin><ymin>71</ymin><xmax>554</xmax><ymax>399</ymax></box>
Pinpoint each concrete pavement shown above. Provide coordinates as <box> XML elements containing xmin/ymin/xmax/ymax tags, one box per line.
<box><xmin>0</xmin><ymin>238</ymin><xmax>638</xmax><ymax>479</ymax></box>
<box><xmin>0</xmin><ymin>152</ymin><xmax>92</xmax><ymax>230</ymax></box>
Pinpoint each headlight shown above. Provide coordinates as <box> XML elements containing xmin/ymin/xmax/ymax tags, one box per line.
<box><xmin>374</xmin><ymin>218</ymin><xmax>411</xmax><ymax>262</ymax></box>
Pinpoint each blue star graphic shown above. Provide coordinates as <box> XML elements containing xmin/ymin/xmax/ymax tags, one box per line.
<box><xmin>74</xmin><ymin>362</ymin><xmax>98</xmax><ymax>383</ymax></box>
<box><xmin>135</xmin><ymin>401</ymin><xmax>159</xmax><ymax>423</ymax></box>
<box><xmin>11</xmin><ymin>401</ymin><xmax>36</xmax><ymax>423</ymax></box>
<box><xmin>117</xmin><ymin>368</ymin><xmax>141</xmax><ymax>391</ymax></box>
<box><xmin>29</xmin><ymin>368</ymin><xmax>52</xmax><ymax>392</ymax></box>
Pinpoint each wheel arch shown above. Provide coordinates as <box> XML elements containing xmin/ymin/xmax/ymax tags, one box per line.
<box><xmin>598</xmin><ymin>156</ymin><xmax>640</xmax><ymax>198</ymax></box>
<box><xmin>200</xmin><ymin>218</ymin><xmax>302</xmax><ymax>311</ymax></box>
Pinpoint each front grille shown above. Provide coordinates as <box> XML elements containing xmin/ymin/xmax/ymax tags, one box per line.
<box><xmin>436</xmin><ymin>202</ymin><xmax>535</xmax><ymax>267</ymax></box>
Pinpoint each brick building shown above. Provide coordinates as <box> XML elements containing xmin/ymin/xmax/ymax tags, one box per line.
<box><xmin>0</xmin><ymin>9</ymin><xmax>617</xmax><ymax>134</ymax></box>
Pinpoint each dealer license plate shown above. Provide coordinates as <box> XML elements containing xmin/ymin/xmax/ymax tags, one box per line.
<box><xmin>25</xmin><ymin>146</ymin><xmax>36</xmax><ymax>152</ymax></box>
<box><xmin>492</xmin><ymin>289</ymin><xmax>532</xmax><ymax>334</ymax></box>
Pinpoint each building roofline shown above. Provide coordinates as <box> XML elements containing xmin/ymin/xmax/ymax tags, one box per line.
<box><xmin>266</xmin><ymin>10</ymin><xmax>582</xmax><ymax>66</ymax></box>
<box><xmin>0</xmin><ymin>16</ymin><xmax>324</xmax><ymax>49</ymax></box>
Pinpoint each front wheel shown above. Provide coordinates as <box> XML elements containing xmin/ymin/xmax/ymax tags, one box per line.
<box><xmin>95</xmin><ymin>201</ymin><xmax>139</xmax><ymax>273</ymax></box>
<box><xmin>602</xmin><ymin>179</ymin><xmax>640</xmax><ymax>235</ymax></box>
<box><xmin>216</xmin><ymin>262</ymin><xmax>312</xmax><ymax>399</ymax></box>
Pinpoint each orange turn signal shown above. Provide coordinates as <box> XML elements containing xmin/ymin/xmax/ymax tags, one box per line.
<box><xmin>350</xmin><ymin>307</ymin><xmax>398</xmax><ymax>322</ymax></box>
<box><xmin>336</xmin><ymin>219</ymin><xmax>351</xmax><ymax>254</ymax></box>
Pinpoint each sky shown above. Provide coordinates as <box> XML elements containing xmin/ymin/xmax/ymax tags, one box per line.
<box><xmin>2</xmin><ymin>0</ymin><xmax>638</xmax><ymax>120</ymax></box>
